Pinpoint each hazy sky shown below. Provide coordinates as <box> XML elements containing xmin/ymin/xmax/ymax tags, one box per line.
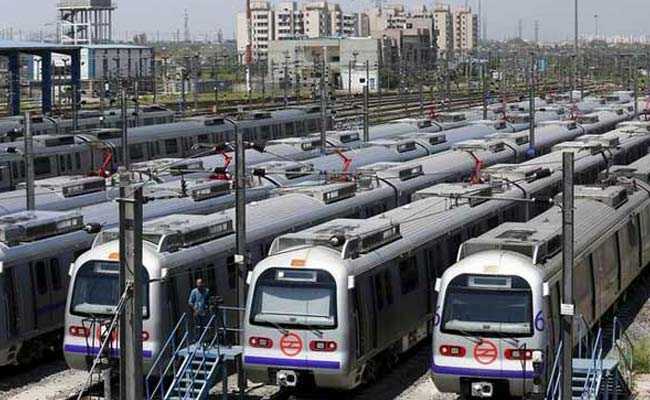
<box><xmin>2</xmin><ymin>0</ymin><xmax>649</xmax><ymax>43</ymax></box>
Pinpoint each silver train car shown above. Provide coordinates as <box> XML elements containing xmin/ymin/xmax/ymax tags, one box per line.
<box><xmin>0</xmin><ymin>107</ymin><xmax>329</xmax><ymax>191</ymax></box>
<box><xmin>59</xmin><ymin>119</ymin><xmax>608</xmax><ymax>372</ymax></box>
<box><xmin>241</xmin><ymin>124</ymin><xmax>650</xmax><ymax>390</ymax></box>
<box><xmin>431</xmin><ymin>179</ymin><xmax>650</xmax><ymax>398</ymax></box>
<box><xmin>0</xmin><ymin>106</ymin><xmax>175</xmax><ymax>142</ymax></box>
<box><xmin>2</xmin><ymin>109</ymin><xmax>637</xmax><ymax>366</ymax></box>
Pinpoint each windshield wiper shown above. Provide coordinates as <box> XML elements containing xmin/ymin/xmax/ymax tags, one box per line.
<box><xmin>448</xmin><ymin>327</ymin><xmax>483</xmax><ymax>345</ymax></box>
<box><xmin>267</xmin><ymin>319</ymin><xmax>290</xmax><ymax>335</ymax></box>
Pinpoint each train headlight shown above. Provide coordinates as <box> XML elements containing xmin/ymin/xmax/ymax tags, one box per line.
<box><xmin>249</xmin><ymin>336</ymin><xmax>273</xmax><ymax>349</ymax></box>
<box><xmin>504</xmin><ymin>348</ymin><xmax>534</xmax><ymax>360</ymax></box>
<box><xmin>439</xmin><ymin>345</ymin><xmax>466</xmax><ymax>357</ymax></box>
<box><xmin>309</xmin><ymin>340</ymin><xmax>337</xmax><ymax>352</ymax></box>
<box><xmin>68</xmin><ymin>326</ymin><xmax>90</xmax><ymax>337</ymax></box>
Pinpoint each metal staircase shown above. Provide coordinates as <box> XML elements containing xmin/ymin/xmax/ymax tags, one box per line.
<box><xmin>145</xmin><ymin>307</ymin><xmax>243</xmax><ymax>400</ymax></box>
<box><xmin>546</xmin><ymin>315</ymin><xmax>633</xmax><ymax>400</ymax></box>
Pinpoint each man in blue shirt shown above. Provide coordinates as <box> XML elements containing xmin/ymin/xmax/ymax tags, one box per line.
<box><xmin>188</xmin><ymin>278</ymin><xmax>210</xmax><ymax>339</ymax></box>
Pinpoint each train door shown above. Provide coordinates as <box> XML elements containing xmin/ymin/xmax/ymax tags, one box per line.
<box><xmin>47</xmin><ymin>258</ymin><xmax>67</xmax><ymax>322</ymax></box>
<box><xmin>30</xmin><ymin>260</ymin><xmax>56</xmax><ymax>328</ymax></box>
<box><xmin>352</xmin><ymin>282</ymin><xmax>371</xmax><ymax>360</ymax></box>
<box><xmin>0</xmin><ymin>270</ymin><xmax>18</xmax><ymax>342</ymax></box>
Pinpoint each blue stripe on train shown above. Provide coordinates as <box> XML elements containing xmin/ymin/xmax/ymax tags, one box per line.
<box><xmin>244</xmin><ymin>356</ymin><xmax>340</xmax><ymax>370</ymax></box>
<box><xmin>431</xmin><ymin>361</ymin><xmax>535</xmax><ymax>379</ymax></box>
<box><xmin>64</xmin><ymin>344</ymin><xmax>153</xmax><ymax>359</ymax></box>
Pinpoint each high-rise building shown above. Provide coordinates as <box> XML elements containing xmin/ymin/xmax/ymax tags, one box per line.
<box><xmin>236</xmin><ymin>1</ymin><xmax>366</xmax><ymax>62</ymax></box>
<box><xmin>452</xmin><ymin>6</ymin><xmax>478</xmax><ymax>53</ymax></box>
<box><xmin>433</xmin><ymin>4</ymin><xmax>453</xmax><ymax>56</ymax></box>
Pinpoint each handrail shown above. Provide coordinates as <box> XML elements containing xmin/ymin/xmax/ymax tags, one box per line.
<box><xmin>546</xmin><ymin>341</ymin><xmax>563</xmax><ymax>400</ymax></box>
<box><xmin>169</xmin><ymin>314</ymin><xmax>216</xmax><ymax>400</ymax></box>
<box><xmin>146</xmin><ymin>313</ymin><xmax>188</xmax><ymax>399</ymax></box>
<box><xmin>581</xmin><ymin>327</ymin><xmax>603</xmax><ymax>399</ymax></box>
<box><xmin>612</xmin><ymin>316</ymin><xmax>635</xmax><ymax>384</ymax></box>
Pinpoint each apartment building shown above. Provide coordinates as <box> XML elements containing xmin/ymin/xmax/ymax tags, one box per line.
<box><xmin>453</xmin><ymin>6</ymin><xmax>478</xmax><ymax>53</ymax></box>
<box><xmin>236</xmin><ymin>1</ymin><xmax>365</xmax><ymax>62</ymax></box>
<box><xmin>433</xmin><ymin>4</ymin><xmax>453</xmax><ymax>56</ymax></box>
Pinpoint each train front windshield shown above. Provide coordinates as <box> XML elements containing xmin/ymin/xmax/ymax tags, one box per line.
<box><xmin>70</xmin><ymin>261</ymin><xmax>150</xmax><ymax>318</ymax></box>
<box><xmin>250</xmin><ymin>268</ymin><xmax>337</xmax><ymax>329</ymax></box>
<box><xmin>441</xmin><ymin>274</ymin><xmax>533</xmax><ymax>337</ymax></box>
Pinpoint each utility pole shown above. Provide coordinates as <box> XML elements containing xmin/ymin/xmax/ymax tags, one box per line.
<box><xmin>363</xmin><ymin>85</ymin><xmax>369</xmax><ymax>142</ymax></box>
<box><xmin>561</xmin><ymin>151</ymin><xmax>575</xmax><ymax>400</ymax></box>
<box><xmin>71</xmin><ymin>78</ymin><xmax>79</xmax><ymax>131</ymax></box>
<box><xmin>319</xmin><ymin>52</ymin><xmax>328</xmax><ymax>154</ymax></box>
<box><xmin>133</xmin><ymin>80</ymin><xmax>140</xmax><ymax>127</ymax></box>
<box><xmin>575</xmin><ymin>0</ymin><xmax>582</xmax><ymax>100</ymax></box>
<box><xmin>121</xmin><ymin>84</ymin><xmax>129</xmax><ymax>169</ymax></box>
<box><xmin>529</xmin><ymin>52</ymin><xmax>536</xmax><ymax>156</ymax></box>
<box><xmin>294</xmin><ymin>47</ymin><xmax>300</xmax><ymax>105</ymax></box>
<box><xmin>212</xmin><ymin>53</ymin><xmax>219</xmax><ymax>113</ymax></box>
<box><xmin>118</xmin><ymin>168</ymin><xmax>144</xmax><ymax>400</ymax></box>
<box><xmin>482</xmin><ymin>62</ymin><xmax>488</xmax><ymax>120</ymax></box>
<box><xmin>181</xmin><ymin>58</ymin><xmax>188</xmax><ymax>117</ymax></box>
<box><xmin>225</xmin><ymin>117</ymin><xmax>247</xmax><ymax>399</ymax></box>
<box><xmin>634</xmin><ymin>56</ymin><xmax>639</xmax><ymax>117</ymax></box>
<box><xmin>283</xmin><ymin>51</ymin><xmax>289</xmax><ymax>106</ymax></box>
<box><xmin>24</xmin><ymin>111</ymin><xmax>34</xmax><ymax>211</ymax></box>
<box><xmin>418</xmin><ymin>67</ymin><xmax>424</xmax><ymax>118</ymax></box>
<box><xmin>193</xmin><ymin>53</ymin><xmax>199</xmax><ymax>111</ymax></box>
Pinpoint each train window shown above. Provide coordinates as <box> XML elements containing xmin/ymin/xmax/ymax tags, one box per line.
<box><xmin>272</xmin><ymin>125</ymin><xmax>282</xmax><ymax>139</ymax></box>
<box><xmin>35</xmin><ymin>261</ymin><xmax>48</xmax><ymax>295</ymax></box>
<box><xmin>165</xmin><ymin>139</ymin><xmax>179</xmax><ymax>155</ymax></box>
<box><xmin>399</xmin><ymin>256</ymin><xmax>419</xmax><ymax>294</ymax></box>
<box><xmin>250</xmin><ymin>268</ymin><xmax>337</xmax><ymax>329</ymax></box>
<box><xmin>67</xmin><ymin>155</ymin><xmax>73</xmax><ymax>171</ymax></box>
<box><xmin>34</xmin><ymin>157</ymin><xmax>51</xmax><ymax>176</ymax></box>
<box><xmin>198</xmin><ymin>134</ymin><xmax>210</xmax><ymax>144</ymax></box>
<box><xmin>384</xmin><ymin>270</ymin><xmax>394</xmax><ymax>305</ymax></box>
<box><xmin>447</xmin><ymin>233</ymin><xmax>463</xmax><ymax>263</ymax></box>
<box><xmin>227</xmin><ymin>256</ymin><xmax>236</xmax><ymax>290</ymax></box>
<box><xmin>59</xmin><ymin>155</ymin><xmax>66</xmax><ymax>172</ymax></box>
<box><xmin>260</xmin><ymin>126</ymin><xmax>271</xmax><ymax>140</ymax></box>
<box><xmin>130</xmin><ymin>144</ymin><xmax>144</xmax><ymax>160</ymax></box>
<box><xmin>71</xmin><ymin>261</ymin><xmax>150</xmax><ymax>318</ymax></box>
<box><xmin>75</xmin><ymin>153</ymin><xmax>81</xmax><ymax>170</ymax></box>
<box><xmin>627</xmin><ymin>219</ymin><xmax>639</xmax><ymax>247</ymax></box>
<box><xmin>50</xmin><ymin>258</ymin><xmax>62</xmax><ymax>291</ymax></box>
<box><xmin>295</xmin><ymin>121</ymin><xmax>305</xmax><ymax>134</ymax></box>
<box><xmin>374</xmin><ymin>274</ymin><xmax>385</xmax><ymax>310</ymax></box>
<box><xmin>206</xmin><ymin>265</ymin><xmax>217</xmax><ymax>293</ymax></box>
<box><xmin>285</xmin><ymin>123</ymin><xmax>295</xmax><ymax>136</ymax></box>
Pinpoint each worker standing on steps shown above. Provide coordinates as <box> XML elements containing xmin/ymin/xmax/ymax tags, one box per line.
<box><xmin>188</xmin><ymin>278</ymin><xmax>210</xmax><ymax>340</ymax></box>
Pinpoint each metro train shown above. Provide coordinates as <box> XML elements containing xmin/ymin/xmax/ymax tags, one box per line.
<box><xmin>431</xmin><ymin>178</ymin><xmax>650</xmax><ymax>398</ymax></box>
<box><xmin>61</xmin><ymin>121</ymin><xmax>647</xmax><ymax>374</ymax></box>
<box><xmin>0</xmin><ymin>107</ymin><xmax>330</xmax><ymax>191</ymax></box>
<box><xmin>0</xmin><ymin>106</ymin><xmax>175</xmax><ymax>142</ymax></box>
<box><xmin>0</xmin><ymin>118</ymin><xmax>549</xmax><ymax>366</ymax></box>
<box><xmin>240</xmin><ymin>124</ymin><xmax>650</xmax><ymax>390</ymax></box>
<box><xmin>0</xmin><ymin>116</ymin><xmax>545</xmax><ymax>216</ymax></box>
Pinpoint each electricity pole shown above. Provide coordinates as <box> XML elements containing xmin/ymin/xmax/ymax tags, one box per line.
<box><xmin>482</xmin><ymin>62</ymin><xmax>488</xmax><ymax>120</ymax></box>
<box><xmin>634</xmin><ymin>56</ymin><xmax>639</xmax><ymax>117</ymax></box>
<box><xmin>319</xmin><ymin>51</ymin><xmax>327</xmax><ymax>154</ymax></box>
<box><xmin>121</xmin><ymin>84</ymin><xmax>129</xmax><ymax>169</ymax></box>
<box><xmin>363</xmin><ymin>85</ymin><xmax>369</xmax><ymax>142</ymax></box>
<box><xmin>24</xmin><ymin>111</ymin><xmax>34</xmax><ymax>210</ymax></box>
<box><xmin>529</xmin><ymin>52</ymin><xmax>536</xmax><ymax>156</ymax></box>
<box><xmin>561</xmin><ymin>151</ymin><xmax>575</xmax><ymax>400</ymax></box>
<box><xmin>229</xmin><ymin>117</ymin><xmax>248</xmax><ymax>398</ymax></box>
<box><xmin>118</xmin><ymin>168</ymin><xmax>144</xmax><ymax>400</ymax></box>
